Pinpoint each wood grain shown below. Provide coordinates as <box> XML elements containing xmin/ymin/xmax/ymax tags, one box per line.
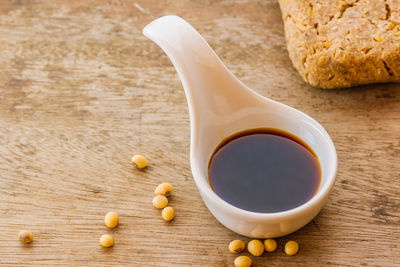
<box><xmin>0</xmin><ymin>0</ymin><xmax>399</xmax><ymax>266</ymax></box>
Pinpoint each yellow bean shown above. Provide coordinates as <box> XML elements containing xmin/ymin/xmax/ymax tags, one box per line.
<box><xmin>18</xmin><ymin>230</ymin><xmax>33</xmax><ymax>243</ymax></box>
<box><xmin>99</xmin><ymin>234</ymin><xmax>114</xmax><ymax>248</ymax></box>
<box><xmin>229</xmin><ymin>240</ymin><xmax>245</xmax><ymax>253</ymax></box>
<box><xmin>264</xmin><ymin>238</ymin><xmax>277</xmax><ymax>252</ymax></box>
<box><xmin>131</xmin><ymin>154</ymin><xmax>148</xmax><ymax>168</ymax></box>
<box><xmin>152</xmin><ymin>195</ymin><xmax>168</xmax><ymax>209</ymax></box>
<box><xmin>155</xmin><ymin>182</ymin><xmax>173</xmax><ymax>196</ymax></box>
<box><xmin>285</xmin><ymin>240</ymin><xmax>299</xmax><ymax>256</ymax></box>
<box><xmin>161</xmin><ymin>206</ymin><xmax>175</xmax><ymax>221</ymax></box>
<box><xmin>234</xmin><ymin>256</ymin><xmax>252</xmax><ymax>267</ymax></box>
<box><xmin>247</xmin><ymin>239</ymin><xmax>264</xmax><ymax>256</ymax></box>
<box><xmin>104</xmin><ymin>211</ymin><xmax>119</xmax><ymax>228</ymax></box>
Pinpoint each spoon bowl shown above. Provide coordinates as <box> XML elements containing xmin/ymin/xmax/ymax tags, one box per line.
<box><xmin>143</xmin><ymin>15</ymin><xmax>337</xmax><ymax>238</ymax></box>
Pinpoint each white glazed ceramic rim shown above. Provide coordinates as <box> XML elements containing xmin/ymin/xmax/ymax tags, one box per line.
<box><xmin>191</xmin><ymin>98</ymin><xmax>338</xmax><ymax>221</ymax></box>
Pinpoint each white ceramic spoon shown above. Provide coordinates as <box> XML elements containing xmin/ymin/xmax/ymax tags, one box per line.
<box><xmin>143</xmin><ymin>15</ymin><xmax>337</xmax><ymax>238</ymax></box>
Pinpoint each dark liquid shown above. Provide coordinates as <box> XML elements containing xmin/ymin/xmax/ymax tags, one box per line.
<box><xmin>208</xmin><ymin>128</ymin><xmax>321</xmax><ymax>213</ymax></box>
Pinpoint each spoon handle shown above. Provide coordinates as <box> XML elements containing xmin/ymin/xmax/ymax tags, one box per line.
<box><xmin>143</xmin><ymin>15</ymin><xmax>253</xmax><ymax>130</ymax></box>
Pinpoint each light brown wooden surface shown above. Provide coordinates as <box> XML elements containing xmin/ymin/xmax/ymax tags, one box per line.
<box><xmin>0</xmin><ymin>0</ymin><xmax>399</xmax><ymax>266</ymax></box>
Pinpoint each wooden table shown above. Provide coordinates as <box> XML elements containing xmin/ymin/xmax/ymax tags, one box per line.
<box><xmin>1</xmin><ymin>0</ymin><xmax>399</xmax><ymax>266</ymax></box>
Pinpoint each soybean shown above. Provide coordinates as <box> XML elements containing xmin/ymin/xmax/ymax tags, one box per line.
<box><xmin>229</xmin><ymin>240</ymin><xmax>245</xmax><ymax>253</ymax></box>
<box><xmin>152</xmin><ymin>195</ymin><xmax>168</xmax><ymax>209</ymax></box>
<box><xmin>104</xmin><ymin>211</ymin><xmax>119</xmax><ymax>228</ymax></box>
<box><xmin>247</xmin><ymin>239</ymin><xmax>264</xmax><ymax>256</ymax></box>
<box><xmin>234</xmin><ymin>256</ymin><xmax>252</xmax><ymax>267</ymax></box>
<box><xmin>285</xmin><ymin>240</ymin><xmax>299</xmax><ymax>256</ymax></box>
<box><xmin>161</xmin><ymin>206</ymin><xmax>175</xmax><ymax>221</ymax></box>
<box><xmin>264</xmin><ymin>238</ymin><xmax>277</xmax><ymax>252</ymax></box>
<box><xmin>99</xmin><ymin>234</ymin><xmax>114</xmax><ymax>248</ymax></box>
<box><xmin>155</xmin><ymin>182</ymin><xmax>173</xmax><ymax>196</ymax></box>
<box><xmin>18</xmin><ymin>230</ymin><xmax>33</xmax><ymax>243</ymax></box>
<box><xmin>131</xmin><ymin>154</ymin><xmax>148</xmax><ymax>169</ymax></box>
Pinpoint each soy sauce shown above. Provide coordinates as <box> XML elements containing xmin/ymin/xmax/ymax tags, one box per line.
<box><xmin>208</xmin><ymin>128</ymin><xmax>321</xmax><ymax>213</ymax></box>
